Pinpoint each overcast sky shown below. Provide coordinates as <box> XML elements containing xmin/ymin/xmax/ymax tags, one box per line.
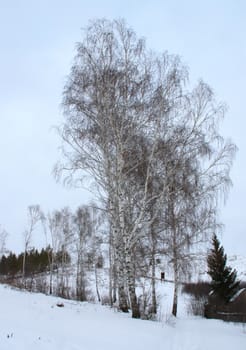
<box><xmin>0</xmin><ymin>0</ymin><xmax>245</xmax><ymax>255</ymax></box>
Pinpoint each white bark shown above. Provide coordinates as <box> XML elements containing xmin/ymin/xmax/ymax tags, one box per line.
<box><xmin>22</xmin><ymin>205</ymin><xmax>42</xmax><ymax>282</ymax></box>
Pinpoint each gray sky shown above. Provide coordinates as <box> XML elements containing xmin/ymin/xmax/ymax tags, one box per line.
<box><xmin>0</xmin><ymin>0</ymin><xmax>245</xmax><ymax>255</ymax></box>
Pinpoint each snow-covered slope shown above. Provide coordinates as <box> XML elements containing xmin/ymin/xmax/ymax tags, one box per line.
<box><xmin>228</xmin><ymin>255</ymin><xmax>246</xmax><ymax>281</ymax></box>
<box><xmin>0</xmin><ymin>284</ymin><xmax>245</xmax><ymax>350</ymax></box>
<box><xmin>183</xmin><ymin>254</ymin><xmax>246</xmax><ymax>282</ymax></box>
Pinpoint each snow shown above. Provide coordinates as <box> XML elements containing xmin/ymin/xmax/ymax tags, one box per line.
<box><xmin>230</xmin><ymin>288</ymin><xmax>246</xmax><ymax>302</ymax></box>
<box><xmin>0</xmin><ymin>284</ymin><xmax>245</xmax><ymax>350</ymax></box>
<box><xmin>228</xmin><ymin>255</ymin><xmax>246</xmax><ymax>280</ymax></box>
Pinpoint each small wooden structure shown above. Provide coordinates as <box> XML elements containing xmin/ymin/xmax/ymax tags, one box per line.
<box><xmin>204</xmin><ymin>288</ymin><xmax>246</xmax><ymax>323</ymax></box>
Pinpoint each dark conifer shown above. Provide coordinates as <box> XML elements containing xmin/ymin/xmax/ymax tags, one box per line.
<box><xmin>207</xmin><ymin>234</ymin><xmax>240</xmax><ymax>302</ymax></box>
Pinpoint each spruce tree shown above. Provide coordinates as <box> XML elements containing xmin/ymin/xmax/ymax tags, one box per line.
<box><xmin>207</xmin><ymin>234</ymin><xmax>240</xmax><ymax>302</ymax></box>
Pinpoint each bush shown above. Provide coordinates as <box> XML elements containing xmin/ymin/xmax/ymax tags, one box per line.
<box><xmin>182</xmin><ymin>282</ymin><xmax>210</xmax><ymax>316</ymax></box>
<box><xmin>101</xmin><ymin>295</ymin><xmax>111</xmax><ymax>306</ymax></box>
<box><xmin>182</xmin><ymin>281</ymin><xmax>211</xmax><ymax>298</ymax></box>
<box><xmin>187</xmin><ymin>296</ymin><xmax>207</xmax><ymax>316</ymax></box>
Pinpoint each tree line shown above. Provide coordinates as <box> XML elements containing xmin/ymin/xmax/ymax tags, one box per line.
<box><xmin>0</xmin><ymin>205</ymin><xmax>104</xmax><ymax>300</ymax></box>
<box><xmin>0</xmin><ymin>247</ymin><xmax>70</xmax><ymax>277</ymax></box>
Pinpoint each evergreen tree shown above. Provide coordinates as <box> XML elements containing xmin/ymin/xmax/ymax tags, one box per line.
<box><xmin>207</xmin><ymin>234</ymin><xmax>240</xmax><ymax>302</ymax></box>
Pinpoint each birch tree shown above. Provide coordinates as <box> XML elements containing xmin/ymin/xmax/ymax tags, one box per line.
<box><xmin>0</xmin><ymin>227</ymin><xmax>8</xmax><ymax>257</ymax></box>
<box><xmin>55</xmin><ymin>207</ymin><xmax>73</xmax><ymax>298</ymax></box>
<box><xmin>161</xmin><ymin>81</ymin><xmax>236</xmax><ymax>316</ymax></box>
<box><xmin>22</xmin><ymin>205</ymin><xmax>42</xmax><ymax>282</ymax></box>
<box><xmin>42</xmin><ymin>210</ymin><xmax>64</xmax><ymax>295</ymax></box>
<box><xmin>56</xmin><ymin>18</ymin><xmax>235</xmax><ymax>318</ymax></box>
<box><xmin>56</xmin><ymin>18</ymin><xmax>186</xmax><ymax>317</ymax></box>
<box><xmin>73</xmin><ymin>205</ymin><xmax>92</xmax><ymax>301</ymax></box>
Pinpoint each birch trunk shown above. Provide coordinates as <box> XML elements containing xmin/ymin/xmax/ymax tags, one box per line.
<box><xmin>108</xmin><ymin>228</ymin><xmax>113</xmax><ymax>306</ymax></box>
<box><xmin>172</xmin><ymin>256</ymin><xmax>179</xmax><ymax>317</ymax></box>
<box><xmin>95</xmin><ymin>265</ymin><xmax>101</xmax><ymax>302</ymax></box>
<box><xmin>49</xmin><ymin>252</ymin><xmax>54</xmax><ymax>295</ymax></box>
<box><xmin>171</xmin><ymin>212</ymin><xmax>179</xmax><ymax>317</ymax></box>
<box><xmin>151</xmin><ymin>249</ymin><xmax>157</xmax><ymax>315</ymax></box>
<box><xmin>150</xmin><ymin>215</ymin><xmax>157</xmax><ymax>315</ymax></box>
<box><xmin>116</xmin><ymin>243</ymin><xmax>128</xmax><ymax>312</ymax></box>
<box><xmin>116</xmin><ymin>154</ymin><xmax>129</xmax><ymax>312</ymax></box>
<box><xmin>125</xmin><ymin>245</ymin><xmax>140</xmax><ymax>318</ymax></box>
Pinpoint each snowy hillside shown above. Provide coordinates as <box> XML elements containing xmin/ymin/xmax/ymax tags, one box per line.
<box><xmin>228</xmin><ymin>255</ymin><xmax>246</xmax><ymax>281</ymax></box>
<box><xmin>181</xmin><ymin>254</ymin><xmax>246</xmax><ymax>282</ymax></box>
<box><xmin>0</xmin><ymin>284</ymin><xmax>245</xmax><ymax>350</ymax></box>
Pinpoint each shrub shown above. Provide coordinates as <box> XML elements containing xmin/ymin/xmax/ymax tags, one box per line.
<box><xmin>182</xmin><ymin>281</ymin><xmax>211</xmax><ymax>298</ymax></box>
<box><xmin>187</xmin><ymin>296</ymin><xmax>208</xmax><ymax>316</ymax></box>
